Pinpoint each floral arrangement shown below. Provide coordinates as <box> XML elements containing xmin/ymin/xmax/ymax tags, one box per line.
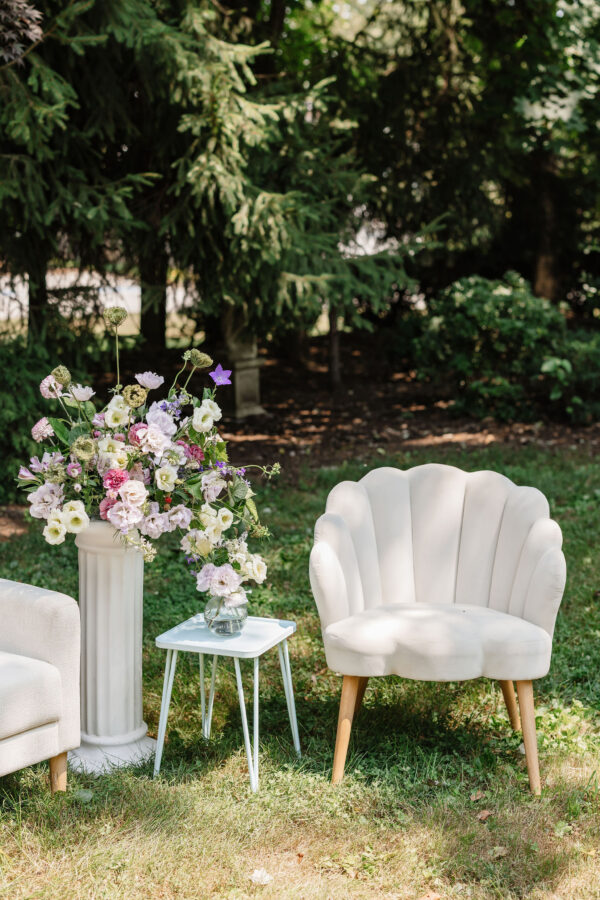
<box><xmin>17</xmin><ymin>307</ymin><xmax>278</xmax><ymax>616</ymax></box>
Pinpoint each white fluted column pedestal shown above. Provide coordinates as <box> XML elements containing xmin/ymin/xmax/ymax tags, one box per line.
<box><xmin>69</xmin><ymin>521</ymin><xmax>156</xmax><ymax>774</ymax></box>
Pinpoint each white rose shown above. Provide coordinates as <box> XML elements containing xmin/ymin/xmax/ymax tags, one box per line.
<box><xmin>43</xmin><ymin>520</ymin><xmax>67</xmax><ymax>545</ymax></box>
<box><xmin>138</xmin><ymin>424</ymin><xmax>171</xmax><ymax>458</ymax></box>
<box><xmin>217</xmin><ymin>507</ymin><xmax>233</xmax><ymax>531</ymax></box>
<box><xmin>248</xmin><ymin>555</ymin><xmax>267</xmax><ymax>584</ymax></box>
<box><xmin>63</xmin><ymin>507</ymin><xmax>90</xmax><ymax>534</ymax></box>
<box><xmin>155</xmin><ymin>465</ymin><xmax>177</xmax><ymax>492</ymax></box>
<box><xmin>192</xmin><ymin>405</ymin><xmax>214</xmax><ymax>433</ymax></box>
<box><xmin>119</xmin><ymin>480</ymin><xmax>148</xmax><ymax>507</ymax></box>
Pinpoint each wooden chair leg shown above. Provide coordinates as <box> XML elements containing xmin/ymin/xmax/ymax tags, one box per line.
<box><xmin>332</xmin><ymin>675</ymin><xmax>360</xmax><ymax>784</ymax></box>
<box><xmin>516</xmin><ymin>681</ymin><xmax>541</xmax><ymax>796</ymax></box>
<box><xmin>49</xmin><ymin>752</ymin><xmax>67</xmax><ymax>793</ymax></box>
<box><xmin>499</xmin><ymin>680</ymin><xmax>521</xmax><ymax>731</ymax></box>
<box><xmin>354</xmin><ymin>677</ymin><xmax>369</xmax><ymax>715</ymax></box>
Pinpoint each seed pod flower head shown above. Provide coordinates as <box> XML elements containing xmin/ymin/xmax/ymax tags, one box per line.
<box><xmin>51</xmin><ymin>365</ymin><xmax>71</xmax><ymax>387</ymax></box>
<box><xmin>123</xmin><ymin>384</ymin><xmax>148</xmax><ymax>409</ymax></box>
<box><xmin>184</xmin><ymin>349</ymin><xmax>213</xmax><ymax>369</ymax></box>
<box><xmin>103</xmin><ymin>306</ymin><xmax>128</xmax><ymax>328</ymax></box>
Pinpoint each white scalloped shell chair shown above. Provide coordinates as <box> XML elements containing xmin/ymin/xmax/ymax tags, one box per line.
<box><xmin>309</xmin><ymin>464</ymin><xmax>566</xmax><ymax>794</ymax></box>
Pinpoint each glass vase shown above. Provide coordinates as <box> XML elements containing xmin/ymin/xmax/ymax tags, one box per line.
<box><xmin>203</xmin><ymin>597</ymin><xmax>248</xmax><ymax>636</ymax></box>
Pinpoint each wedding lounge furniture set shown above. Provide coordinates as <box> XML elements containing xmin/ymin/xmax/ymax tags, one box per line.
<box><xmin>0</xmin><ymin>464</ymin><xmax>566</xmax><ymax>796</ymax></box>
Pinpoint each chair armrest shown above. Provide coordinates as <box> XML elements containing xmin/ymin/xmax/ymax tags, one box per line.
<box><xmin>0</xmin><ymin>578</ymin><xmax>80</xmax><ymax>751</ymax></box>
<box><xmin>523</xmin><ymin>547</ymin><xmax>567</xmax><ymax>638</ymax></box>
<box><xmin>309</xmin><ymin>543</ymin><xmax>351</xmax><ymax>630</ymax></box>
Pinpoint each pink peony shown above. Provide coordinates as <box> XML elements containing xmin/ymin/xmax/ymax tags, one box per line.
<box><xmin>31</xmin><ymin>417</ymin><xmax>54</xmax><ymax>442</ymax></box>
<box><xmin>103</xmin><ymin>468</ymin><xmax>130</xmax><ymax>491</ymax></box>
<box><xmin>39</xmin><ymin>375</ymin><xmax>62</xmax><ymax>400</ymax></box>
<box><xmin>99</xmin><ymin>496</ymin><xmax>117</xmax><ymax>520</ymax></box>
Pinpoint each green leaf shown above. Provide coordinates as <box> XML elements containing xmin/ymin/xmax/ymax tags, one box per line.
<box><xmin>48</xmin><ymin>418</ymin><xmax>70</xmax><ymax>444</ymax></box>
<box><xmin>68</xmin><ymin>423</ymin><xmax>88</xmax><ymax>442</ymax></box>
<box><xmin>246</xmin><ymin>497</ymin><xmax>259</xmax><ymax>521</ymax></box>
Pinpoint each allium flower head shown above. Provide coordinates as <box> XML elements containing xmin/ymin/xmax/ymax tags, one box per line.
<box><xmin>184</xmin><ymin>349</ymin><xmax>213</xmax><ymax>369</ymax></box>
<box><xmin>103</xmin><ymin>306</ymin><xmax>127</xmax><ymax>328</ymax></box>
<box><xmin>51</xmin><ymin>365</ymin><xmax>71</xmax><ymax>387</ymax></box>
<box><xmin>71</xmin><ymin>436</ymin><xmax>97</xmax><ymax>461</ymax></box>
<box><xmin>31</xmin><ymin>417</ymin><xmax>54</xmax><ymax>442</ymax></box>
<box><xmin>135</xmin><ymin>371</ymin><xmax>164</xmax><ymax>390</ymax></box>
<box><xmin>123</xmin><ymin>384</ymin><xmax>148</xmax><ymax>409</ymax></box>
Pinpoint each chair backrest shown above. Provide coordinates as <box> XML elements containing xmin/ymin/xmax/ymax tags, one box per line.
<box><xmin>312</xmin><ymin>464</ymin><xmax>564</xmax><ymax>626</ymax></box>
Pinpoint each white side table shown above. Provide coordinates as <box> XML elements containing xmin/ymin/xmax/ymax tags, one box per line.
<box><xmin>153</xmin><ymin>614</ymin><xmax>301</xmax><ymax>791</ymax></box>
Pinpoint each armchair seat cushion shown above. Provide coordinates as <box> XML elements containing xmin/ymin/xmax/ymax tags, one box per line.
<box><xmin>324</xmin><ymin>603</ymin><xmax>552</xmax><ymax>681</ymax></box>
<box><xmin>0</xmin><ymin>651</ymin><xmax>62</xmax><ymax>741</ymax></box>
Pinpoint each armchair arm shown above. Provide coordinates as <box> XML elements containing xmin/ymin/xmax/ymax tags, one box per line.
<box><xmin>508</xmin><ymin>519</ymin><xmax>566</xmax><ymax>637</ymax></box>
<box><xmin>310</xmin><ymin>542</ymin><xmax>351</xmax><ymax>630</ymax></box>
<box><xmin>0</xmin><ymin>578</ymin><xmax>80</xmax><ymax>750</ymax></box>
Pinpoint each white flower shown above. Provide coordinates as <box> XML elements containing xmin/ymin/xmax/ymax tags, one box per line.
<box><xmin>146</xmin><ymin>402</ymin><xmax>177</xmax><ymax>436</ymax></box>
<box><xmin>137</xmin><ymin>424</ymin><xmax>171</xmax><ymax>459</ymax></box>
<box><xmin>201</xmin><ymin>470</ymin><xmax>226</xmax><ymax>502</ymax></box>
<box><xmin>223</xmin><ymin>588</ymin><xmax>248</xmax><ymax>608</ymax></box>
<box><xmin>247</xmin><ymin>554</ymin><xmax>267</xmax><ymax>584</ymax></box>
<box><xmin>140</xmin><ymin>502</ymin><xmax>170</xmax><ymax>539</ymax></box>
<box><xmin>210</xmin><ymin>564</ymin><xmax>243</xmax><ymax>597</ymax></box>
<box><xmin>196</xmin><ymin>563</ymin><xmax>216</xmax><ymax>593</ymax></box>
<box><xmin>192</xmin><ymin>405</ymin><xmax>213</xmax><ymax>433</ymax></box>
<box><xmin>43</xmin><ymin>519</ymin><xmax>67</xmax><ymax>545</ymax></box>
<box><xmin>63</xmin><ymin>506</ymin><xmax>90</xmax><ymax>534</ymax></box>
<box><xmin>109</xmin><ymin>448</ymin><xmax>130</xmax><ymax>470</ymax></box>
<box><xmin>28</xmin><ymin>483</ymin><xmax>63</xmax><ymax>519</ymax></box>
<box><xmin>108</xmin><ymin>394</ymin><xmax>128</xmax><ymax>412</ymax></box>
<box><xmin>63</xmin><ymin>500</ymin><xmax>85</xmax><ymax>514</ymax></box>
<box><xmin>97</xmin><ymin>436</ymin><xmax>123</xmax><ymax>455</ymax></box>
<box><xmin>168</xmin><ymin>504</ymin><xmax>193</xmax><ymax>530</ymax></box>
<box><xmin>70</xmin><ymin>384</ymin><xmax>95</xmax><ymax>403</ymax></box>
<box><xmin>217</xmin><ymin>507</ymin><xmax>233</xmax><ymax>531</ymax></box>
<box><xmin>107</xmin><ymin>501</ymin><xmax>144</xmax><ymax>533</ymax></box>
<box><xmin>181</xmin><ymin>530</ymin><xmax>213</xmax><ymax>557</ymax></box>
<box><xmin>155</xmin><ymin>465</ymin><xmax>177</xmax><ymax>492</ymax></box>
<box><xmin>135</xmin><ymin>371</ymin><xmax>164</xmax><ymax>390</ymax></box>
<box><xmin>118</xmin><ymin>480</ymin><xmax>148</xmax><ymax>507</ymax></box>
<box><xmin>201</xmin><ymin>399</ymin><xmax>222</xmax><ymax>423</ymax></box>
<box><xmin>105</xmin><ymin>405</ymin><xmax>129</xmax><ymax>428</ymax></box>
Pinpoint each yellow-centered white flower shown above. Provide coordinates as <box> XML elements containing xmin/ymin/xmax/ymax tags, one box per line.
<box><xmin>43</xmin><ymin>520</ymin><xmax>67</xmax><ymax>545</ymax></box>
<box><xmin>155</xmin><ymin>465</ymin><xmax>178</xmax><ymax>492</ymax></box>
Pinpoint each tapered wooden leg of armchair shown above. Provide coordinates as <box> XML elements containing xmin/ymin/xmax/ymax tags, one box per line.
<box><xmin>499</xmin><ymin>680</ymin><xmax>521</xmax><ymax>731</ymax></box>
<box><xmin>516</xmin><ymin>681</ymin><xmax>541</xmax><ymax>796</ymax></box>
<box><xmin>332</xmin><ymin>675</ymin><xmax>360</xmax><ymax>784</ymax></box>
<box><xmin>49</xmin><ymin>752</ymin><xmax>67</xmax><ymax>793</ymax></box>
<box><xmin>354</xmin><ymin>677</ymin><xmax>369</xmax><ymax>715</ymax></box>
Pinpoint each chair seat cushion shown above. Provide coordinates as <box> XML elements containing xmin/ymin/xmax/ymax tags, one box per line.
<box><xmin>0</xmin><ymin>651</ymin><xmax>62</xmax><ymax>741</ymax></box>
<box><xmin>323</xmin><ymin>603</ymin><xmax>552</xmax><ymax>681</ymax></box>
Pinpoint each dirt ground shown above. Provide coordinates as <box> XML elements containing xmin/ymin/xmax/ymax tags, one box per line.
<box><xmin>3</xmin><ymin>336</ymin><xmax>598</xmax><ymax>541</ymax></box>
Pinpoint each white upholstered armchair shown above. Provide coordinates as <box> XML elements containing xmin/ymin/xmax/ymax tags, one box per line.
<box><xmin>0</xmin><ymin>579</ymin><xmax>80</xmax><ymax>791</ymax></box>
<box><xmin>309</xmin><ymin>464</ymin><xmax>566</xmax><ymax>794</ymax></box>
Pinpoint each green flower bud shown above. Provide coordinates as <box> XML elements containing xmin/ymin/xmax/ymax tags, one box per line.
<box><xmin>71</xmin><ymin>436</ymin><xmax>97</xmax><ymax>461</ymax></box>
<box><xmin>123</xmin><ymin>384</ymin><xmax>148</xmax><ymax>409</ymax></box>
<box><xmin>103</xmin><ymin>306</ymin><xmax>128</xmax><ymax>328</ymax></box>
<box><xmin>51</xmin><ymin>365</ymin><xmax>71</xmax><ymax>387</ymax></box>
<box><xmin>184</xmin><ymin>349</ymin><xmax>213</xmax><ymax>369</ymax></box>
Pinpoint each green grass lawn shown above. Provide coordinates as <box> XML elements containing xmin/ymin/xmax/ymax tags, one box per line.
<box><xmin>1</xmin><ymin>445</ymin><xmax>600</xmax><ymax>899</ymax></box>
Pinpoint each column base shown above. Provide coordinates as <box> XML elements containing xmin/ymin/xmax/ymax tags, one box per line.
<box><xmin>69</xmin><ymin>734</ymin><xmax>156</xmax><ymax>775</ymax></box>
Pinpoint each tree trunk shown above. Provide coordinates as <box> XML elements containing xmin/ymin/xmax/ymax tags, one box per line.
<box><xmin>139</xmin><ymin>245</ymin><xmax>168</xmax><ymax>352</ymax></box>
<box><xmin>27</xmin><ymin>249</ymin><xmax>49</xmax><ymax>344</ymax></box>
<box><xmin>533</xmin><ymin>153</ymin><xmax>559</xmax><ymax>302</ymax></box>
<box><xmin>328</xmin><ymin>304</ymin><xmax>342</xmax><ymax>392</ymax></box>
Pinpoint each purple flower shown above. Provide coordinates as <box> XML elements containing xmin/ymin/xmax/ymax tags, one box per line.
<box><xmin>18</xmin><ymin>466</ymin><xmax>35</xmax><ymax>481</ymax></box>
<box><xmin>66</xmin><ymin>461</ymin><xmax>82</xmax><ymax>478</ymax></box>
<box><xmin>209</xmin><ymin>364</ymin><xmax>232</xmax><ymax>386</ymax></box>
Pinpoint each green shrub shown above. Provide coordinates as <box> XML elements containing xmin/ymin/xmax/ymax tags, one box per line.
<box><xmin>0</xmin><ymin>339</ymin><xmax>93</xmax><ymax>504</ymax></box>
<box><xmin>414</xmin><ymin>272</ymin><xmax>569</xmax><ymax>420</ymax></box>
<box><xmin>541</xmin><ymin>331</ymin><xmax>600</xmax><ymax>423</ymax></box>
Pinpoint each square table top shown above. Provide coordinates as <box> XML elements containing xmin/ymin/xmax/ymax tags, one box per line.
<box><xmin>155</xmin><ymin>614</ymin><xmax>297</xmax><ymax>658</ymax></box>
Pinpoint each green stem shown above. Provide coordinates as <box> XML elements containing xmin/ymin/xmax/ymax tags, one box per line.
<box><xmin>115</xmin><ymin>331</ymin><xmax>121</xmax><ymax>390</ymax></box>
<box><xmin>182</xmin><ymin>366</ymin><xmax>198</xmax><ymax>391</ymax></box>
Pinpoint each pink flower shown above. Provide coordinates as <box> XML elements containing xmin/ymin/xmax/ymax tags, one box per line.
<box><xmin>18</xmin><ymin>466</ymin><xmax>35</xmax><ymax>481</ymax></box>
<box><xmin>177</xmin><ymin>440</ymin><xmax>204</xmax><ymax>462</ymax></box>
<box><xmin>66</xmin><ymin>461</ymin><xmax>82</xmax><ymax>478</ymax></box>
<box><xmin>31</xmin><ymin>418</ymin><xmax>54</xmax><ymax>442</ymax></box>
<box><xmin>103</xmin><ymin>468</ymin><xmax>130</xmax><ymax>492</ymax></box>
<box><xmin>114</xmin><ymin>433</ymin><xmax>126</xmax><ymax>442</ymax></box>
<box><xmin>128</xmin><ymin>422</ymin><xmax>147</xmax><ymax>446</ymax></box>
<box><xmin>39</xmin><ymin>375</ymin><xmax>62</xmax><ymax>399</ymax></box>
<box><xmin>99</xmin><ymin>497</ymin><xmax>117</xmax><ymax>520</ymax></box>
<box><xmin>92</xmin><ymin>412</ymin><xmax>105</xmax><ymax>427</ymax></box>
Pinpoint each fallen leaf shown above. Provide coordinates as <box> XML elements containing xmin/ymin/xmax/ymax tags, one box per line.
<box><xmin>250</xmin><ymin>868</ymin><xmax>272</xmax><ymax>885</ymax></box>
<box><xmin>489</xmin><ymin>846</ymin><xmax>508</xmax><ymax>859</ymax></box>
<box><xmin>470</xmin><ymin>790</ymin><xmax>484</xmax><ymax>802</ymax></box>
<box><xmin>297</xmin><ymin>852</ymin><xmax>305</xmax><ymax>863</ymax></box>
<box><xmin>477</xmin><ymin>809</ymin><xmax>493</xmax><ymax>822</ymax></box>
